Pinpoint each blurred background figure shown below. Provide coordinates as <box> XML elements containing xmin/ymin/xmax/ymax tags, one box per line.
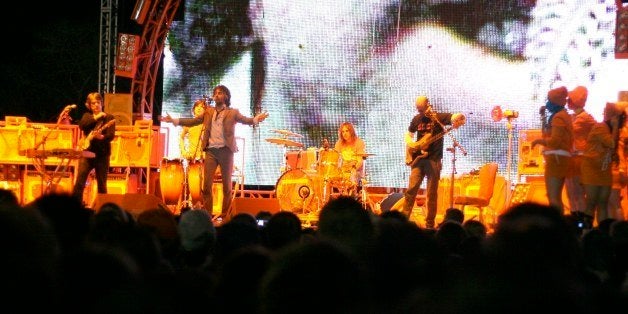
<box><xmin>179</xmin><ymin>98</ymin><xmax>207</xmax><ymax>161</ymax></box>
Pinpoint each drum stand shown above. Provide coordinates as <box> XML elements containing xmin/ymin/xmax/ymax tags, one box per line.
<box><xmin>360</xmin><ymin>156</ymin><xmax>370</xmax><ymax>210</ymax></box>
<box><xmin>180</xmin><ymin>158</ymin><xmax>193</xmax><ymax>211</ymax></box>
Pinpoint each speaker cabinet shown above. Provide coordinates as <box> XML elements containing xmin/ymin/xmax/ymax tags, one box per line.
<box><xmin>511</xmin><ymin>181</ymin><xmax>549</xmax><ymax>206</ymax></box>
<box><xmin>233</xmin><ymin>197</ymin><xmax>280</xmax><ymax>217</ymax></box>
<box><xmin>379</xmin><ymin>193</ymin><xmax>405</xmax><ymax>212</ymax></box>
<box><xmin>104</xmin><ymin>93</ymin><xmax>133</xmax><ymax>126</ymax></box>
<box><xmin>82</xmin><ymin>173</ymin><xmax>140</xmax><ymax>207</ymax></box>
<box><xmin>0</xmin><ymin>127</ymin><xmax>75</xmax><ymax>164</ymax></box>
<box><xmin>109</xmin><ymin>126</ymin><xmax>164</xmax><ymax>168</ymax></box>
<box><xmin>23</xmin><ymin>171</ymin><xmax>73</xmax><ymax>204</ymax></box>
<box><xmin>106</xmin><ymin>173</ymin><xmax>139</xmax><ymax>194</ymax></box>
<box><xmin>518</xmin><ymin>129</ymin><xmax>545</xmax><ymax>176</ymax></box>
<box><xmin>91</xmin><ymin>193</ymin><xmax>167</xmax><ymax>219</ymax></box>
<box><xmin>109</xmin><ymin>133</ymin><xmax>151</xmax><ymax>167</ymax></box>
<box><xmin>0</xmin><ymin>164</ymin><xmax>20</xmax><ymax>181</ymax></box>
<box><xmin>510</xmin><ymin>180</ymin><xmax>571</xmax><ymax>215</ymax></box>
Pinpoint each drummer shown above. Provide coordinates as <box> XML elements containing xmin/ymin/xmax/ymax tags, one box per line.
<box><xmin>333</xmin><ymin>122</ymin><xmax>366</xmax><ymax>193</ymax></box>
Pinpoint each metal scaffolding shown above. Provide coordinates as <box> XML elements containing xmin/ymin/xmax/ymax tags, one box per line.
<box><xmin>99</xmin><ymin>0</ymin><xmax>119</xmax><ymax>95</ymax></box>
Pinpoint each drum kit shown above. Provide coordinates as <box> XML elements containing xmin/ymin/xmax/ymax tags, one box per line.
<box><xmin>266</xmin><ymin>129</ymin><xmax>375</xmax><ymax>214</ymax></box>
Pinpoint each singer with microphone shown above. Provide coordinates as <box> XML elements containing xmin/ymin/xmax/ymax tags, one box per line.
<box><xmin>71</xmin><ymin>92</ymin><xmax>116</xmax><ymax>206</ymax></box>
<box><xmin>160</xmin><ymin>84</ymin><xmax>269</xmax><ymax>220</ymax></box>
<box><xmin>401</xmin><ymin>95</ymin><xmax>466</xmax><ymax>229</ymax></box>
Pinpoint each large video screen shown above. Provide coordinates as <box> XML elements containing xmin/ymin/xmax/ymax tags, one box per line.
<box><xmin>162</xmin><ymin>0</ymin><xmax>628</xmax><ymax>188</ymax></box>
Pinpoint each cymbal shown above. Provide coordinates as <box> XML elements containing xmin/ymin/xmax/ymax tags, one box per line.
<box><xmin>266</xmin><ymin>137</ymin><xmax>304</xmax><ymax>148</ymax></box>
<box><xmin>355</xmin><ymin>153</ymin><xmax>375</xmax><ymax>157</ymax></box>
<box><xmin>271</xmin><ymin>129</ymin><xmax>303</xmax><ymax>138</ymax></box>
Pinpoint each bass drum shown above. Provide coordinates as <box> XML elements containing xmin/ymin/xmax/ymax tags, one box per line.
<box><xmin>159</xmin><ymin>158</ymin><xmax>184</xmax><ymax>205</ymax></box>
<box><xmin>275</xmin><ymin>169</ymin><xmax>320</xmax><ymax>214</ymax></box>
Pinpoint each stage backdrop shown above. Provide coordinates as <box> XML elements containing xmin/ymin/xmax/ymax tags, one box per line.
<box><xmin>161</xmin><ymin>0</ymin><xmax>628</xmax><ymax>189</ymax></box>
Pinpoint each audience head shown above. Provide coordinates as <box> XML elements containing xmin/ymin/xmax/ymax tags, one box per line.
<box><xmin>462</xmin><ymin>219</ymin><xmax>487</xmax><ymax>239</ymax></box>
<box><xmin>178</xmin><ymin>209</ymin><xmax>216</xmax><ymax>252</ymax></box>
<box><xmin>0</xmin><ymin>188</ymin><xmax>20</xmax><ymax>207</ymax></box>
<box><xmin>27</xmin><ymin>192</ymin><xmax>92</xmax><ymax>254</ymax></box>
<box><xmin>263</xmin><ymin>211</ymin><xmax>302</xmax><ymax>250</ymax></box>
<box><xmin>259</xmin><ymin>240</ymin><xmax>371</xmax><ymax>314</ymax></box>
<box><xmin>317</xmin><ymin>195</ymin><xmax>375</xmax><ymax>258</ymax></box>
<box><xmin>442</xmin><ymin>207</ymin><xmax>464</xmax><ymax>225</ymax></box>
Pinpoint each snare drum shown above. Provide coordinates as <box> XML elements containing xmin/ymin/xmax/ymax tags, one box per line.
<box><xmin>159</xmin><ymin>158</ymin><xmax>184</xmax><ymax>205</ymax></box>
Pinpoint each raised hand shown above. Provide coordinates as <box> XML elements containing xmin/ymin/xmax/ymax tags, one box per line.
<box><xmin>160</xmin><ymin>114</ymin><xmax>174</xmax><ymax>123</ymax></box>
<box><xmin>255</xmin><ymin>111</ymin><xmax>269</xmax><ymax>123</ymax></box>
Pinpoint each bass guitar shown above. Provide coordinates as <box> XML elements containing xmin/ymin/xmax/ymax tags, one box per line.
<box><xmin>78</xmin><ymin>119</ymin><xmax>115</xmax><ymax>150</ymax></box>
<box><xmin>405</xmin><ymin>126</ymin><xmax>453</xmax><ymax>167</ymax></box>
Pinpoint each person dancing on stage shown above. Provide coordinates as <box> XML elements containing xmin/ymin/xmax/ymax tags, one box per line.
<box><xmin>532</xmin><ymin>86</ymin><xmax>574</xmax><ymax>214</ymax></box>
<box><xmin>565</xmin><ymin>86</ymin><xmax>595</xmax><ymax>215</ymax></box>
<box><xmin>402</xmin><ymin>96</ymin><xmax>466</xmax><ymax>229</ymax></box>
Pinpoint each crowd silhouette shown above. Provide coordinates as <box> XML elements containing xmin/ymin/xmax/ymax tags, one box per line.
<box><xmin>1</xmin><ymin>188</ymin><xmax>627</xmax><ymax>313</ymax></box>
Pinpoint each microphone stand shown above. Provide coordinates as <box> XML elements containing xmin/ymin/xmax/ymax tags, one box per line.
<box><xmin>33</xmin><ymin>107</ymin><xmax>71</xmax><ymax>151</ymax></box>
<box><xmin>32</xmin><ymin>106</ymin><xmax>74</xmax><ymax>197</ymax></box>
<box><xmin>429</xmin><ymin>110</ymin><xmax>468</xmax><ymax>209</ymax></box>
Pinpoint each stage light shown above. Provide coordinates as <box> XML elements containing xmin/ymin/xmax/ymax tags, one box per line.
<box><xmin>115</xmin><ymin>33</ymin><xmax>140</xmax><ymax>78</ymax></box>
<box><xmin>132</xmin><ymin>0</ymin><xmax>152</xmax><ymax>25</ymax></box>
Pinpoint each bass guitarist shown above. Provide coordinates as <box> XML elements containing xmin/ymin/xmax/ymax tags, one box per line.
<box><xmin>71</xmin><ymin>92</ymin><xmax>116</xmax><ymax>206</ymax></box>
<box><xmin>402</xmin><ymin>95</ymin><xmax>466</xmax><ymax>229</ymax></box>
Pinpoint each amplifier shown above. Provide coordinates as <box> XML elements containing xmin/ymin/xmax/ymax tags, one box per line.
<box><xmin>0</xmin><ymin>164</ymin><xmax>20</xmax><ymax>181</ymax></box>
<box><xmin>22</xmin><ymin>171</ymin><xmax>73</xmax><ymax>204</ymax></box>
<box><xmin>518</xmin><ymin>129</ymin><xmax>545</xmax><ymax>176</ymax></box>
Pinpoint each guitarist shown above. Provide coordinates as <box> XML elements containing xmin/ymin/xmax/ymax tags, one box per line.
<box><xmin>401</xmin><ymin>95</ymin><xmax>466</xmax><ymax>229</ymax></box>
<box><xmin>71</xmin><ymin>92</ymin><xmax>116</xmax><ymax>205</ymax></box>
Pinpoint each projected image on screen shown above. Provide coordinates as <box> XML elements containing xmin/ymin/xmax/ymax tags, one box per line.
<box><xmin>161</xmin><ymin>0</ymin><xmax>627</xmax><ymax>188</ymax></box>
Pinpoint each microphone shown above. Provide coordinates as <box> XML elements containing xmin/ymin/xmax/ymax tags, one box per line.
<box><xmin>203</xmin><ymin>95</ymin><xmax>213</xmax><ymax>102</ymax></box>
<box><xmin>64</xmin><ymin>104</ymin><xmax>77</xmax><ymax>111</ymax></box>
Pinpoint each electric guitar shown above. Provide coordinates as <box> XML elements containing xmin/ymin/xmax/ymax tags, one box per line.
<box><xmin>79</xmin><ymin>119</ymin><xmax>115</xmax><ymax>150</ymax></box>
<box><xmin>405</xmin><ymin>127</ymin><xmax>452</xmax><ymax>166</ymax></box>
